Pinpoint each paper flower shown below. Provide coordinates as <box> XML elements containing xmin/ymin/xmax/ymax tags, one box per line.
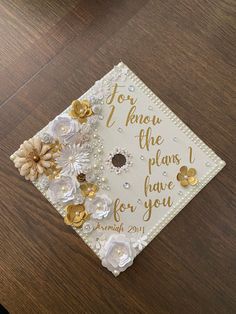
<box><xmin>48</xmin><ymin>176</ymin><xmax>77</xmax><ymax>204</ymax></box>
<box><xmin>13</xmin><ymin>137</ymin><xmax>52</xmax><ymax>181</ymax></box>
<box><xmin>100</xmin><ymin>234</ymin><xmax>134</xmax><ymax>276</ymax></box>
<box><xmin>177</xmin><ymin>166</ymin><xmax>198</xmax><ymax>187</ymax></box>
<box><xmin>131</xmin><ymin>235</ymin><xmax>148</xmax><ymax>251</ymax></box>
<box><xmin>55</xmin><ymin>144</ymin><xmax>90</xmax><ymax>176</ymax></box>
<box><xmin>50</xmin><ymin>116</ymin><xmax>79</xmax><ymax>144</ymax></box>
<box><xmin>70</xmin><ymin>100</ymin><xmax>93</xmax><ymax>123</ymax></box>
<box><xmin>86</xmin><ymin>194</ymin><xmax>112</xmax><ymax>220</ymax></box>
<box><xmin>80</xmin><ymin>182</ymin><xmax>98</xmax><ymax>198</ymax></box>
<box><xmin>64</xmin><ymin>204</ymin><xmax>89</xmax><ymax>228</ymax></box>
<box><xmin>40</xmin><ymin>132</ymin><xmax>53</xmax><ymax>144</ymax></box>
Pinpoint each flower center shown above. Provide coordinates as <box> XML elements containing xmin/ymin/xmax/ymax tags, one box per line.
<box><xmin>33</xmin><ymin>155</ymin><xmax>40</xmax><ymax>162</ymax></box>
<box><xmin>184</xmin><ymin>175</ymin><xmax>188</xmax><ymax>179</ymax></box>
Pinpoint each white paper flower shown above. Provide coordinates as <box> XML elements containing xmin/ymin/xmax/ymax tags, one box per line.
<box><xmin>40</xmin><ymin>132</ymin><xmax>53</xmax><ymax>144</ymax></box>
<box><xmin>56</xmin><ymin>144</ymin><xmax>90</xmax><ymax>176</ymax></box>
<box><xmin>50</xmin><ymin>116</ymin><xmax>79</xmax><ymax>144</ymax></box>
<box><xmin>100</xmin><ymin>234</ymin><xmax>134</xmax><ymax>276</ymax></box>
<box><xmin>131</xmin><ymin>235</ymin><xmax>148</xmax><ymax>251</ymax></box>
<box><xmin>86</xmin><ymin>194</ymin><xmax>112</xmax><ymax>220</ymax></box>
<box><xmin>48</xmin><ymin>176</ymin><xmax>77</xmax><ymax>204</ymax></box>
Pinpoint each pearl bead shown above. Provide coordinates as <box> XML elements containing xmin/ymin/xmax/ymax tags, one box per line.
<box><xmin>101</xmin><ymin>177</ymin><xmax>106</xmax><ymax>182</ymax></box>
<box><xmin>68</xmin><ymin>156</ymin><xmax>73</xmax><ymax>161</ymax></box>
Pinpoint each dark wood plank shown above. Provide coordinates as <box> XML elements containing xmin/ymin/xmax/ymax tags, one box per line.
<box><xmin>0</xmin><ymin>0</ymin><xmax>235</xmax><ymax>313</ymax></box>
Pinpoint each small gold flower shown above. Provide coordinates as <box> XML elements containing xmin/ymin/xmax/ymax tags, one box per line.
<box><xmin>49</xmin><ymin>140</ymin><xmax>62</xmax><ymax>154</ymax></box>
<box><xmin>70</xmin><ymin>100</ymin><xmax>93</xmax><ymax>123</ymax></box>
<box><xmin>80</xmin><ymin>182</ymin><xmax>98</xmax><ymax>198</ymax></box>
<box><xmin>77</xmin><ymin>173</ymin><xmax>86</xmax><ymax>183</ymax></box>
<box><xmin>64</xmin><ymin>204</ymin><xmax>89</xmax><ymax>228</ymax></box>
<box><xmin>44</xmin><ymin>164</ymin><xmax>61</xmax><ymax>180</ymax></box>
<box><xmin>177</xmin><ymin>166</ymin><xmax>198</xmax><ymax>187</ymax></box>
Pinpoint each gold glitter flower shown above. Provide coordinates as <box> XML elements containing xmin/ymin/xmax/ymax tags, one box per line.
<box><xmin>177</xmin><ymin>166</ymin><xmax>198</xmax><ymax>187</ymax></box>
<box><xmin>44</xmin><ymin>164</ymin><xmax>61</xmax><ymax>180</ymax></box>
<box><xmin>13</xmin><ymin>137</ymin><xmax>52</xmax><ymax>181</ymax></box>
<box><xmin>70</xmin><ymin>100</ymin><xmax>93</xmax><ymax>123</ymax></box>
<box><xmin>49</xmin><ymin>140</ymin><xmax>62</xmax><ymax>154</ymax></box>
<box><xmin>80</xmin><ymin>182</ymin><xmax>98</xmax><ymax>198</ymax></box>
<box><xmin>64</xmin><ymin>204</ymin><xmax>89</xmax><ymax>228</ymax></box>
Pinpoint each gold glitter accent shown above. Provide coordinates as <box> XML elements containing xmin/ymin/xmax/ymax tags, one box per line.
<box><xmin>64</xmin><ymin>204</ymin><xmax>89</xmax><ymax>228</ymax></box>
<box><xmin>49</xmin><ymin>140</ymin><xmax>62</xmax><ymax>154</ymax></box>
<box><xmin>70</xmin><ymin>100</ymin><xmax>93</xmax><ymax>123</ymax></box>
<box><xmin>177</xmin><ymin>166</ymin><xmax>198</xmax><ymax>187</ymax></box>
<box><xmin>80</xmin><ymin>182</ymin><xmax>98</xmax><ymax>198</ymax></box>
<box><xmin>44</xmin><ymin>164</ymin><xmax>61</xmax><ymax>180</ymax></box>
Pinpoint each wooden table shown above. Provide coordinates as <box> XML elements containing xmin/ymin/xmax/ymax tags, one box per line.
<box><xmin>0</xmin><ymin>1</ymin><xmax>235</xmax><ymax>313</ymax></box>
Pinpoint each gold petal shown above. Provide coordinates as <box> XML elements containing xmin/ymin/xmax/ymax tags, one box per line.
<box><xmin>180</xmin><ymin>166</ymin><xmax>187</xmax><ymax>175</ymax></box>
<box><xmin>188</xmin><ymin>177</ymin><xmax>198</xmax><ymax>186</ymax></box>
<box><xmin>64</xmin><ymin>216</ymin><xmax>72</xmax><ymax>225</ymax></box>
<box><xmin>181</xmin><ymin>179</ymin><xmax>189</xmax><ymax>187</ymax></box>
<box><xmin>177</xmin><ymin>173</ymin><xmax>184</xmax><ymax>181</ymax></box>
<box><xmin>187</xmin><ymin>168</ymin><xmax>196</xmax><ymax>177</ymax></box>
<box><xmin>73</xmin><ymin>220</ymin><xmax>84</xmax><ymax>228</ymax></box>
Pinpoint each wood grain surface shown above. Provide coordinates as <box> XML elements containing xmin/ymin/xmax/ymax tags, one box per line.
<box><xmin>0</xmin><ymin>1</ymin><xmax>235</xmax><ymax>313</ymax></box>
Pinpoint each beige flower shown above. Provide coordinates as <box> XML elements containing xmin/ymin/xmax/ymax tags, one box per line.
<box><xmin>64</xmin><ymin>204</ymin><xmax>89</xmax><ymax>228</ymax></box>
<box><xmin>13</xmin><ymin>137</ymin><xmax>52</xmax><ymax>181</ymax></box>
<box><xmin>70</xmin><ymin>100</ymin><xmax>93</xmax><ymax>123</ymax></box>
<box><xmin>177</xmin><ymin>166</ymin><xmax>198</xmax><ymax>187</ymax></box>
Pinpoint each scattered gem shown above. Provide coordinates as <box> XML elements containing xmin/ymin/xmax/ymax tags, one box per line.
<box><xmin>173</xmin><ymin>137</ymin><xmax>177</xmax><ymax>142</ymax></box>
<box><xmin>123</xmin><ymin>182</ymin><xmax>130</xmax><ymax>189</ymax></box>
<box><xmin>118</xmin><ymin>127</ymin><xmax>123</xmax><ymax>133</ymax></box>
<box><xmin>148</xmin><ymin>106</ymin><xmax>153</xmax><ymax>110</ymax></box>
<box><xmin>140</xmin><ymin>155</ymin><xmax>145</xmax><ymax>160</ymax></box>
<box><xmin>163</xmin><ymin>171</ymin><xmax>167</xmax><ymax>176</ymax></box>
<box><xmin>137</xmin><ymin>199</ymin><xmax>142</xmax><ymax>204</ymax></box>
<box><xmin>128</xmin><ymin>85</ymin><xmax>135</xmax><ymax>92</ymax></box>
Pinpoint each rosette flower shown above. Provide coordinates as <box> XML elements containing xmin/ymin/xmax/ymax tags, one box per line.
<box><xmin>50</xmin><ymin>116</ymin><xmax>79</xmax><ymax>144</ymax></box>
<box><xmin>100</xmin><ymin>234</ymin><xmax>134</xmax><ymax>276</ymax></box>
<box><xmin>64</xmin><ymin>204</ymin><xmax>89</xmax><ymax>228</ymax></box>
<box><xmin>48</xmin><ymin>176</ymin><xmax>77</xmax><ymax>204</ymax></box>
<box><xmin>70</xmin><ymin>100</ymin><xmax>93</xmax><ymax>123</ymax></box>
<box><xmin>86</xmin><ymin>194</ymin><xmax>112</xmax><ymax>220</ymax></box>
<box><xmin>13</xmin><ymin>137</ymin><xmax>52</xmax><ymax>181</ymax></box>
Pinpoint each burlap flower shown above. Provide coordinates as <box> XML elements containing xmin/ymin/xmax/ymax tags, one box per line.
<box><xmin>70</xmin><ymin>100</ymin><xmax>93</xmax><ymax>123</ymax></box>
<box><xmin>64</xmin><ymin>204</ymin><xmax>89</xmax><ymax>228</ymax></box>
<box><xmin>177</xmin><ymin>166</ymin><xmax>198</xmax><ymax>187</ymax></box>
<box><xmin>13</xmin><ymin>137</ymin><xmax>52</xmax><ymax>181</ymax></box>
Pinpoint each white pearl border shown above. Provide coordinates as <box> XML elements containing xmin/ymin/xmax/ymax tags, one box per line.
<box><xmin>10</xmin><ymin>62</ymin><xmax>226</xmax><ymax>264</ymax></box>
